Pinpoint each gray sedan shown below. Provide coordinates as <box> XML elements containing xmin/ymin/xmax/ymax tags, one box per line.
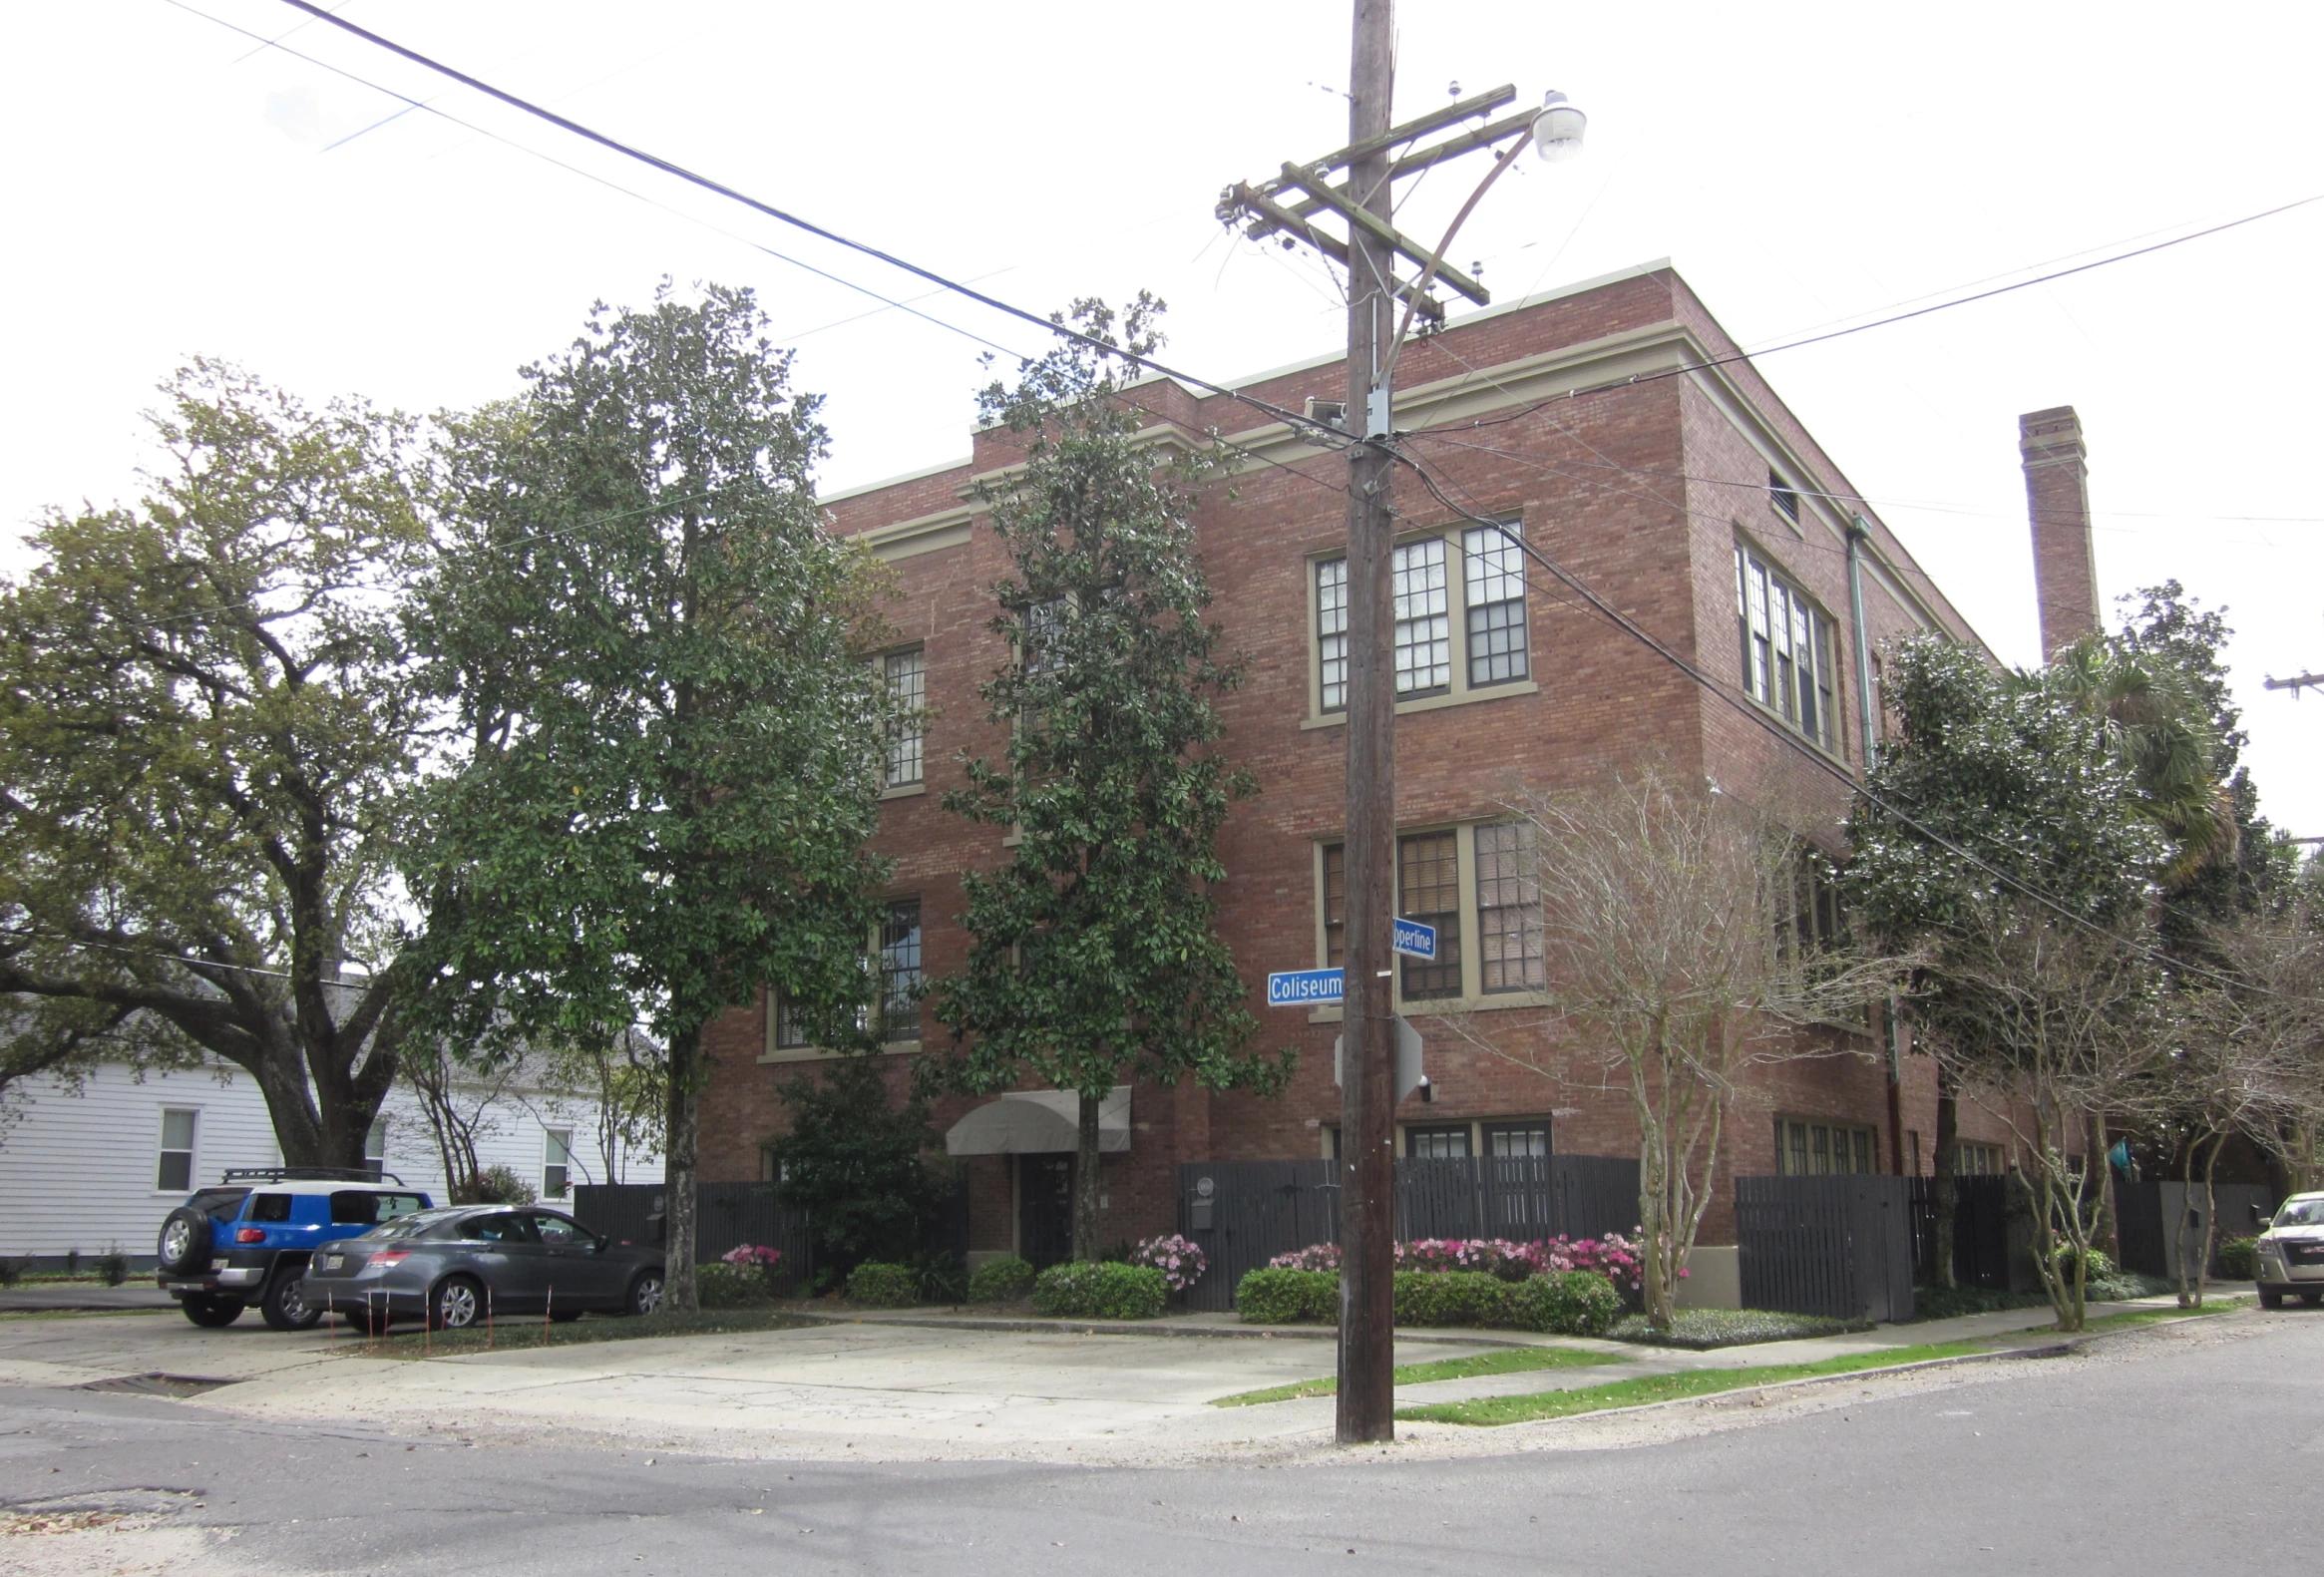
<box><xmin>297</xmin><ymin>1205</ymin><xmax>665</xmax><ymax>1333</ymax></box>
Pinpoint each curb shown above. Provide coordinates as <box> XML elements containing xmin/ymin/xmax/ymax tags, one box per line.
<box><xmin>780</xmin><ymin>1310</ymin><xmax>1506</xmax><ymax>1348</ymax></box>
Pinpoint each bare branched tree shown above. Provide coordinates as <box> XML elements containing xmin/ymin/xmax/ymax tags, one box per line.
<box><xmin>1429</xmin><ymin>770</ymin><xmax>1911</xmax><ymax>1329</ymax></box>
<box><xmin>1918</xmin><ymin>898</ymin><xmax>2164</xmax><ymax>1330</ymax></box>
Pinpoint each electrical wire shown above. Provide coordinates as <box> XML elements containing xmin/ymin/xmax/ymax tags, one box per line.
<box><xmin>264</xmin><ymin>0</ymin><xmax>1350</xmax><ymax>447</ymax></box>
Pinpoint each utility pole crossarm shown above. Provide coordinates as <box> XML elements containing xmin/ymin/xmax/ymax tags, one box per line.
<box><xmin>2264</xmin><ymin>671</ymin><xmax>2324</xmax><ymax>698</ymax></box>
<box><xmin>1276</xmin><ymin>165</ymin><xmax>1494</xmax><ymax>305</ymax></box>
<box><xmin>1219</xmin><ymin>182</ymin><xmax>1447</xmax><ymax>324</ymax></box>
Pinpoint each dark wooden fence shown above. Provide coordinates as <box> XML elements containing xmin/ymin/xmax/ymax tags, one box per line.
<box><xmin>1907</xmin><ymin>1175</ymin><xmax>2012</xmax><ymax>1290</ymax></box>
<box><xmin>572</xmin><ymin>1181</ymin><xmax>816</xmax><ymax>1284</ymax></box>
<box><xmin>1175</xmin><ymin>1154</ymin><xmax>1641</xmax><ymax>1313</ymax></box>
<box><xmin>2116</xmin><ymin>1181</ymin><xmax>2275</xmax><ymax>1281</ymax></box>
<box><xmin>1737</xmin><ymin>1174</ymin><xmax>1915</xmax><ymax>1323</ymax></box>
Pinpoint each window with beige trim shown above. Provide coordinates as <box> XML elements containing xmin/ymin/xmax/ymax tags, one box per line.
<box><xmin>1315</xmin><ymin>822</ymin><xmax>1544</xmax><ymax>1009</ymax></box>
<box><xmin>1737</xmin><ymin>545</ymin><xmax>1839</xmax><ymax>754</ymax></box>
<box><xmin>765</xmin><ymin>896</ymin><xmax>926</xmax><ymax>1060</ymax></box>
<box><xmin>880</xmin><ymin>647</ymin><xmax>926</xmax><ymax>788</ymax></box>
<box><xmin>1956</xmin><ymin>1141</ymin><xmax>2006</xmax><ymax>1176</ymax></box>
<box><xmin>1775</xmin><ymin>1117</ymin><xmax>1877</xmax><ymax>1176</ymax></box>
<box><xmin>1312</xmin><ymin>520</ymin><xmax>1530</xmax><ymax>719</ymax></box>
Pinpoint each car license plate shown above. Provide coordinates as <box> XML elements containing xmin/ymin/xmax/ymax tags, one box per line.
<box><xmin>322</xmin><ymin>1255</ymin><xmax>344</xmax><ymax>1270</ymax></box>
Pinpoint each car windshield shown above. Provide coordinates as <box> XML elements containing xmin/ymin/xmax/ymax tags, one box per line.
<box><xmin>2275</xmin><ymin>1199</ymin><xmax>2324</xmax><ymax>1228</ymax></box>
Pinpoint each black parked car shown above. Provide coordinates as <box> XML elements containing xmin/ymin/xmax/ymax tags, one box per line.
<box><xmin>297</xmin><ymin>1205</ymin><xmax>664</xmax><ymax>1333</ymax></box>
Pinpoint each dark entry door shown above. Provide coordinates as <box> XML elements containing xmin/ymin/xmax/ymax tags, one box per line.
<box><xmin>1018</xmin><ymin>1154</ymin><xmax>1075</xmax><ymax>1269</ymax></box>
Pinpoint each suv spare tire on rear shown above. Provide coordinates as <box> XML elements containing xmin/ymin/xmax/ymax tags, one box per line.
<box><xmin>156</xmin><ymin>1206</ymin><xmax>211</xmax><ymax>1278</ymax></box>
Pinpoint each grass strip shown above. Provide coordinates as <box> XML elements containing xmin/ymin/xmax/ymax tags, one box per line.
<box><xmin>355</xmin><ymin>1306</ymin><xmax>812</xmax><ymax>1359</ymax></box>
<box><xmin>1209</xmin><ymin>1344</ymin><xmax>1624</xmax><ymax>1407</ymax></box>
<box><xmin>1395</xmin><ymin>1340</ymin><xmax>1988</xmax><ymax>1426</ymax></box>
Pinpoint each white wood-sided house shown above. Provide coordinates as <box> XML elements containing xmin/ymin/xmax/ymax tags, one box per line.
<box><xmin>0</xmin><ymin>1057</ymin><xmax>662</xmax><ymax>1268</ymax></box>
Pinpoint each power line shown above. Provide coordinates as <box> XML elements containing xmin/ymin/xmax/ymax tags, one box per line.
<box><xmin>1408</xmin><ymin>190</ymin><xmax>2324</xmax><ymax>438</ymax></box>
<box><xmin>265</xmin><ymin>0</ymin><xmax>1348</xmax><ymax>447</ymax></box>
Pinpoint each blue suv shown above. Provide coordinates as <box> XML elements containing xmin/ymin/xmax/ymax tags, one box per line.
<box><xmin>154</xmin><ymin>1168</ymin><xmax>434</xmax><ymax>1331</ymax></box>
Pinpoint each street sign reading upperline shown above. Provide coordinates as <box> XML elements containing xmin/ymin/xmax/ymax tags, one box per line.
<box><xmin>1266</xmin><ymin>969</ymin><xmax>1343</xmax><ymax>1006</ymax></box>
<box><xmin>1392</xmin><ymin>918</ymin><xmax>1437</xmax><ymax>961</ymax></box>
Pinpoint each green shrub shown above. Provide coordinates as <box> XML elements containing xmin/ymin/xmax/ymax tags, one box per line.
<box><xmin>848</xmin><ymin>1261</ymin><xmax>920</xmax><ymax>1308</ymax></box>
<box><xmin>908</xmin><ymin>1250</ymin><xmax>968</xmax><ymax>1305</ymax></box>
<box><xmin>1235</xmin><ymin>1268</ymin><xmax>1338</xmax><ymax>1324</ymax></box>
<box><xmin>968</xmin><ymin>1255</ymin><xmax>1036</xmax><ymax>1304</ymax></box>
<box><xmin>695</xmin><ymin>1262</ymin><xmax>776</xmax><ymax>1308</ymax></box>
<box><xmin>1031</xmin><ymin>1260</ymin><xmax>1167</xmax><ymax>1320</ymax></box>
<box><xmin>95</xmin><ymin>1246</ymin><xmax>128</xmax><ymax>1287</ymax></box>
<box><xmin>1392</xmin><ymin>1270</ymin><xmax>1516</xmax><ymax>1328</ymax></box>
<box><xmin>0</xmin><ymin>1258</ymin><xmax>22</xmax><ymax>1288</ymax></box>
<box><xmin>2217</xmin><ymin>1235</ymin><xmax>2260</xmax><ymax>1280</ymax></box>
<box><xmin>1512</xmin><ymin>1271</ymin><xmax>1623</xmax><ymax>1337</ymax></box>
<box><xmin>2050</xmin><ymin>1244</ymin><xmax>2115</xmax><ymax>1282</ymax></box>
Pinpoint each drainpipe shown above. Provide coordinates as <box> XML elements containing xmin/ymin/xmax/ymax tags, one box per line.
<box><xmin>1846</xmin><ymin>515</ymin><xmax>1907</xmax><ymax>1174</ymax></box>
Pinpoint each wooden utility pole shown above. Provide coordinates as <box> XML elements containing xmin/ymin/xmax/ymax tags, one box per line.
<box><xmin>1216</xmin><ymin>10</ymin><xmax>1563</xmax><ymax>1451</ymax></box>
<box><xmin>1337</xmin><ymin>0</ymin><xmax>1399</xmax><ymax>1446</ymax></box>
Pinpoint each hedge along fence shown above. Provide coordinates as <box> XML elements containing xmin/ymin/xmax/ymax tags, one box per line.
<box><xmin>1032</xmin><ymin>1261</ymin><xmax>1169</xmax><ymax>1321</ymax></box>
<box><xmin>1234</xmin><ymin>1267</ymin><xmax>1623</xmax><ymax>1338</ymax></box>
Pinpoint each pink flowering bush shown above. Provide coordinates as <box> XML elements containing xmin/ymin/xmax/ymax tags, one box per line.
<box><xmin>1130</xmin><ymin>1233</ymin><xmax>1207</xmax><ymax>1293</ymax></box>
<box><xmin>1268</xmin><ymin>1243</ymin><xmax>1342</xmax><ymax>1272</ymax></box>
<box><xmin>1264</xmin><ymin>1233</ymin><xmax>1651</xmax><ymax>1294</ymax></box>
<box><xmin>721</xmin><ymin>1244</ymin><xmax>783</xmax><ymax>1269</ymax></box>
<box><xmin>698</xmin><ymin>1243</ymin><xmax>785</xmax><ymax>1308</ymax></box>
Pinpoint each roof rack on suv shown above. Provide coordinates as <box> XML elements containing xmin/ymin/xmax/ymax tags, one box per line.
<box><xmin>218</xmin><ymin>1166</ymin><xmax>410</xmax><ymax>1185</ymax></box>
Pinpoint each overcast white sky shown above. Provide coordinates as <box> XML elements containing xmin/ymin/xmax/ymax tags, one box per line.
<box><xmin>4</xmin><ymin>2</ymin><xmax>2321</xmax><ymax>828</ymax></box>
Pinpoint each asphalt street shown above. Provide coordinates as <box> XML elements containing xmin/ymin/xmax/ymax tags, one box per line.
<box><xmin>1</xmin><ymin>1309</ymin><xmax>2311</xmax><ymax>1575</ymax></box>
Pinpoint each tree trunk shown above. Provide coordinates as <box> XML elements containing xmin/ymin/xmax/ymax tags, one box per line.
<box><xmin>1930</xmin><ymin>1071</ymin><xmax>1959</xmax><ymax>1291</ymax></box>
<box><xmin>664</xmin><ymin>1025</ymin><xmax>701</xmax><ymax>1312</ymax></box>
<box><xmin>1073</xmin><ymin>1089</ymin><xmax>1102</xmax><ymax>1262</ymax></box>
<box><xmin>2087</xmin><ymin>1107</ymin><xmax>2119</xmax><ymax>1264</ymax></box>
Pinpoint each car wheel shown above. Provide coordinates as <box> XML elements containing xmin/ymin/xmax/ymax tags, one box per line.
<box><xmin>430</xmin><ymin>1276</ymin><xmax>484</xmax><ymax>1333</ymax></box>
<box><xmin>2300</xmin><ymin>1292</ymin><xmax>2322</xmax><ymax>1308</ymax></box>
<box><xmin>182</xmin><ymin>1295</ymin><xmax>244</xmax><ymax>1329</ymax></box>
<box><xmin>2259</xmin><ymin>1284</ymin><xmax>2285</xmax><ymax>1309</ymax></box>
<box><xmin>550</xmin><ymin>1309</ymin><xmax>585</xmax><ymax>1324</ymax></box>
<box><xmin>625</xmin><ymin>1270</ymin><xmax>664</xmax><ymax>1318</ymax></box>
<box><xmin>259</xmin><ymin>1267</ymin><xmax>323</xmax><ymax>1332</ymax></box>
<box><xmin>156</xmin><ymin>1207</ymin><xmax>211</xmax><ymax>1278</ymax></box>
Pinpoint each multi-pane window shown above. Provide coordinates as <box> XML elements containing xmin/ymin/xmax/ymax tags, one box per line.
<box><xmin>542</xmin><ymin>1129</ymin><xmax>573</xmax><ymax>1201</ymax></box>
<box><xmin>881</xmin><ymin>648</ymin><xmax>926</xmax><ymax>788</ymax></box>
<box><xmin>1474</xmin><ymin>822</ymin><xmax>1544</xmax><ymax>992</ymax></box>
<box><xmin>1485</xmin><ymin>1120</ymin><xmax>1552</xmax><ymax>1158</ymax></box>
<box><xmin>1315</xmin><ymin>527</ymin><xmax>1528</xmax><ymax>715</ymax></box>
<box><xmin>1397</xmin><ymin>831</ymin><xmax>1462</xmax><ymax>999</ymax></box>
<box><xmin>1392</xmin><ymin>539</ymin><xmax>1451</xmax><ymax>696</ymax></box>
<box><xmin>1957</xmin><ymin>1142</ymin><xmax>2006</xmax><ymax>1176</ymax></box>
<box><xmin>1777</xmin><ymin>853</ymin><xmax>1846</xmax><ymax>959</ymax></box>
<box><xmin>1776</xmin><ymin>1118</ymin><xmax>1877</xmax><ymax>1176</ymax></box>
<box><xmin>157</xmin><ymin>1109</ymin><xmax>196</xmax><ymax>1192</ymax></box>
<box><xmin>1405</xmin><ymin>1123</ymin><xmax>1471</xmax><ymax>1159</ymax></box>
<box><xmin>1021</xmin><ymin>596</ymin><xmax>1068</xmax><ymax>676</ymax></box>
<box><xmin>879</xmin><ymin>897</ymin><xmax>923</xmax><ymax>1040</ymax></box>
<box><xmin>772</xmin><ymin>992</ymin><xmax>813</xmax><ymax>1050</ymax></box>
<box><xmin>1317</xmin><ymin>559</ymin><xmax>1350</xmax><ymax>712</ymax></box>
<box><xmin>1769</xmin><ymin>469</ymin><xmax>1801</xmax><ymax>525</ymax></box>
<box><xmin>1462</xmin><ymin>522</ymin><xmax>1528</xmax><ymax>687</ymax></box>
<box><xmin>1737</xmin><ymin>547</ymin><xmax>1839</xmax><ymax>752</ymax></box>
<box><xmin>1322</xmin><ymin>843</ymin><xmax>1348</xmax><ymax>968</ymax></box>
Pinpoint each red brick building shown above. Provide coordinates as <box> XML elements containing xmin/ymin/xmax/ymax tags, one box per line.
<box><xmin>696</xmin><ymin>261</ymin><xmax>2058</xmax><ymax>1298</ymax></box>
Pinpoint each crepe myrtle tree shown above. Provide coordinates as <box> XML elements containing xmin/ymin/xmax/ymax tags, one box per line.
<box><xmin>933</xmin><ymin>295</ymin><xmax>1291</xmax><ymax>1263</ymax></box>
<box><xmin>1846</xmin><ymin>635</ymin><xmax>2167</xmax><ymax>1330</ymax></box>
<box><xmin>405</xmin><ymin>284</ymin><xmax>895</xmax><ymax>1311</ymax></box>
<box><xmin>1429</xmin><ymin>769</ymin><xmax>1911</xmax><ymax>1331</ymax></box>
<box><xmin>0</xmin><ymin>362</ymin><xmax>439</xmax><ymax>1167</ymax></box>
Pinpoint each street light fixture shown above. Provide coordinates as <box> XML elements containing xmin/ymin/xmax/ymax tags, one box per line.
<box><xmin>1532</xmin><ymin>90</ymin><xmax>1587</xmax><ymax>162</ymax></box>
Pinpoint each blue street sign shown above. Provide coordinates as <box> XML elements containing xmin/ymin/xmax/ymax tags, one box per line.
<box><xmin>1266</xmin><ymin>968</ymin><xmax>1344</xmax><ymax>1007</ymax></box>
<box><xmin>1393</xmin><ymin>918</ymin><xmax>1438</xmax><ymax>961</ymax></box>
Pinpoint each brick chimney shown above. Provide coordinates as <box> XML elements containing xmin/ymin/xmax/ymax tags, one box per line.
<box><xmin>2020</xmin><ymin>406</ymin><xmax>2099</xmax><ymax>655</ymax></box>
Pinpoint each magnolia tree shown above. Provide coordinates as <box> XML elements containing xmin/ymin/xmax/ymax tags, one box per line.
<box><xmin>1433</xmin><ymin>770</ymin><xmax>1907</xmax><ymax>1330</ymax></box>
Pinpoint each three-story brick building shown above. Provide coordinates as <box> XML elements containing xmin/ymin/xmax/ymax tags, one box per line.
<box><xmin>697</xmin><ymin>260</ymin><xmax>2046</xmax><ymax>1298</ymax></box>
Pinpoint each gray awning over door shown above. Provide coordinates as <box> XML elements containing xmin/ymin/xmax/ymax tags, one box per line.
<box><xmin>944</xmin><ymin>1086</ymin><xmax>1131</xmax><ymax>1156</ymax></box>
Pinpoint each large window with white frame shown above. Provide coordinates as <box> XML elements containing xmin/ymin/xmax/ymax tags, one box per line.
<box><xmin>157</xmin><ymin>1108</ymin><xmax>196</xmax><ymax>1192</ymax></box>
<box><xmin>1313</xmin><ymin>520</ymin><xmax>1531</xmax><ymax>718</ymax></box>
<box><xmin>1736</xmin><ymin>544</ymin><xmax>1840</xmax><ymax>753</ymax></box>
<box><xmin>542</xmin><ymin>1128</ymin><xmax>574</xmax><ymax>1200</ymax></box>
<box><xmin>1317</xmin><ymin>821</ymin><xmax>1545</xmax><ymax>1008</ymax></box>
